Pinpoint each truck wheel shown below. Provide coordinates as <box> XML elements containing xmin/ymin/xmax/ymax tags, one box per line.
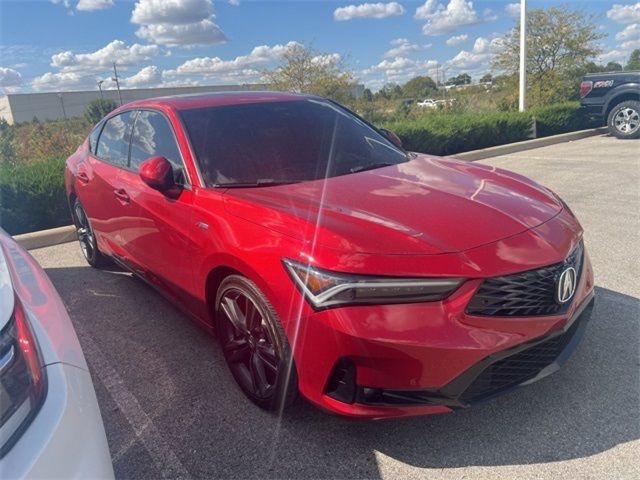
<box><xmin>607</xmin><ymin>100</ymin><xmax>640</xmax><ymax>139</ymax></box>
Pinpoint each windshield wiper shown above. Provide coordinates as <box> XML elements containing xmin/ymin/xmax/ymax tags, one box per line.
<box><xmin>349</xmin><ymin>162</ymin><xmax>396</xmax><ymax>174</ymax></box>
<box><xmin>214</xmin><ymin>179</ymin><xmax>301</xmax><ymax>188</ymax></box>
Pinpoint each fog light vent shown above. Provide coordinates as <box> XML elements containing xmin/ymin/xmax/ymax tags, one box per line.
<box><xmin>324</xmin><ymin>358</ymin><xmax>356</xmax><ymax>404</ymax></box>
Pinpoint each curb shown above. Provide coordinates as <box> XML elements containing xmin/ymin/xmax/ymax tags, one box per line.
<box><xmin>453</xmin><ymin>127</ymin><xmax>608</xmax><ymax>162</ymax></box>
<box><xmin>14</xmin><ymin>225</ymin><xmax>76</xmax><ymax>250</ymax></box>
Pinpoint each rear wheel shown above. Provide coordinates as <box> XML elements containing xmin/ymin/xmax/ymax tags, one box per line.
<box><xmin>72</xmin><ymin>199</ymin><xmax>111</xmax><ymax>268</ymax></box>
<box><xmin>607</xmin><ymin>100</ymin><xmax>640</xmax><ymax>139</ymax></box>
<box><xmin>215</xmin><ymin>275</ymin><xmax>298</xmax><ymax>411</ymax></box>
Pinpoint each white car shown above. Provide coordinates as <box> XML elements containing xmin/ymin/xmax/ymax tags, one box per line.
<box><xmin>416</xmin><ymin>99</ymin><xmax>438</xmax><ymax>108</ymax></box>
<box><xmin>0</xmin><ymin>230</ymin><xmax>113</xmax><ymax>478</ymax></box>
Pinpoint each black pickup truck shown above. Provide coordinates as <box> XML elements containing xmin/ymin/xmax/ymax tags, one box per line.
<box><xmin>580</xmin><ymin>71</ymin><xmax>640</xmax><ymax>139</ymax></box>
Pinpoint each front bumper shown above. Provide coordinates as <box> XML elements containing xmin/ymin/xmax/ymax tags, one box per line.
<box><xmin>290</xmin><ymin>246</ymin><xmax>595</xmax><ymax>420</ymax></box>
<box><xmin>2</xmin><ymin>363</ymin><xmax>114</xmax><ymax>479</ymax></box>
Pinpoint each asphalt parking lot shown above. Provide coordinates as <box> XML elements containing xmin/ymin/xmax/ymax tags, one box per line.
<box><xmin>32</xmin><ymin>134</ymin><xmax>639</xmax><ymax>479</ymax></box>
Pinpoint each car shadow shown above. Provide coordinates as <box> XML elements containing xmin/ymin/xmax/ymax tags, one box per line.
<box><xmin>43</xmin><ymin>263</ymin><xmax>639</xmax><ymax>479</ymax></box>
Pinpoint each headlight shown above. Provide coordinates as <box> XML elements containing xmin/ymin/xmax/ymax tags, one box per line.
<box><xmin>283</xmin><ymin>259</ymin><xmax>463</xmax><ymax>309</ymax></box>
<box><xmin>0</xmin><ymin>297</ymin><xmax>47</xmax><ymax>458</ymax></box>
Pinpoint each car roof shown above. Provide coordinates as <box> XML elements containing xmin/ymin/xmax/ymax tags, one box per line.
<box><xmin>122</xmin><ymin>90</ymin><xmax>315</xmax><ymax>111</ymax></box>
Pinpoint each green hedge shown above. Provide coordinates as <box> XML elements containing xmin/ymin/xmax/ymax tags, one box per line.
<box><xmin>383</xmin><ymin>102</ymin><xmax>598</xmax><ymax>156</ymax></box>
<box><xmin>0</xmin><ymin>158</ymin><xmax>70</xmax><ymax>235</ymax></box>
<box><xmin>531</xmin><ymin>102</ymin><xmax>601</xmax><ymax>137</ymax></box>
<box><xmin>384</xmin><ymin>110</ymin><xmax>533</xmax><ymax>156</ymax></box>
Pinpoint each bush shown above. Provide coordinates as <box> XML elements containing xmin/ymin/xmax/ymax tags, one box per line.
<box><xmin>0</xmin><ymin>158</ymin><xmax>69</xmax><ymax>235</ymax></box>
<box><xmin>382</xmin><ymin>102</ymin><xmax>594</xmax><ymax>155</ymax></box>
<box><xmin>383</xmin><ymin>110</ymin><xmax>533</xmax><ymax>156</ymax></box>
<box><xmin>85</xmin><ymin>98</ymin><xmax>118</xmax><ymax>125</ymax></box>
<box><xmin>531</xmin><ymin>101</ymin><xmax>601</xmax><ymax>137</ymax></box>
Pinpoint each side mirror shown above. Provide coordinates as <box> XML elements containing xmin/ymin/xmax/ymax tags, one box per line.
<box><xmin>380</xmin><ymin>128</ymin><xmax>403</xmax><ymax>149</ymax></box>
<box><xmin>139</xmin><ymin>156</ymin><xmax>181</xmax><ymax>197</ymax></box>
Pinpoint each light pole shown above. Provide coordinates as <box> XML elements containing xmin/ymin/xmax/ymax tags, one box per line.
<box><xmin>57</xmin><ymin>93</ymin><xmax>67</xmax><ymax>120</ymax></box>
<box><xmin>519</xmin><ymin>0</ymin><xmax>527</xmax><ymax>112</ymax></box>
<box><xmin>111</xmin><ymin>62</ymin><xmax>123</xmax><ymax>106</ymax></box>
<box><xmin>97</xmin><ymin>80</ymin><xmax>105</xmax><ymax>100</ymax></box>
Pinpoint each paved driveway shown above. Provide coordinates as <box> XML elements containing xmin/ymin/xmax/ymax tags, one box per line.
<box><xmin>31</xmin><ymin>134</ymin><xmax>639</xmax><ymax>479</ymax></box>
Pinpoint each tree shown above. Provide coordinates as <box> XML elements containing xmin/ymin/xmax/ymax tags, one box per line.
<box><xmin>264</xmin><ymin>44</ymin><xmax>356</xmax><ymax>103</ymax></box>
<box><xmin>446</xmin><ymin>73</ymin><xmax>471</xmax><ymax>86</ymax></box>
<box><xmin>480</xmin><ymin>73</ymin><xmax>493</xmax><ymax>84</ymax></box>
<box><xmin>626</xmin><ymin>49</ymin><xmax>640</xmax><ymax>70</ymax></box>
<box><xmin>493</xmin><ymin>6</ymin><xmax>604</xmax><ymax>106</ymax></box>
<box><xmin>374</xmin><ymin>83</ymin><xmax>403</xmax><ymax>100</ymax></box>
<box><xmin>0</xmin><ymin>118</ymin><xmax>16</xmax><ymax>165</ymax></box>
<box><xmin>401</xmin><ymin>76</ymin><xmax>437</xmax><ymax>99</ymax></box>
<box><xmin>605</xmin><ymin>62</ymin><xmax>623</xmax><ymax>72</ymax></box>
<box><xmin>362</xmin><ymin>88</ymin><xmax>373</xmax><ymax>101</ymax></box>
<box><xmin>84</xmin><ymin>99</ymin><xmax>118</xmax><ymax>125</ymax></box>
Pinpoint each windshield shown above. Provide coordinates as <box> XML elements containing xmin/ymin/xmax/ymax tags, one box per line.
<box><xmin>178</xmin><ymin>99</ymin><xmax>408</xmax><ymax>186</ymax></box>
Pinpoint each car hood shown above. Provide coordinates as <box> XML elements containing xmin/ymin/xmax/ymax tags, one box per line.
<box><xmin>223</xmin><ymin>154</ymin><xmax>563</xmax><ymax>255</ymax></box>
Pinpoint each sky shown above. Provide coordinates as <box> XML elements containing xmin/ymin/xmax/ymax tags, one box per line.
<box><xmin>0</xmin><ymin>0</ymin><xmax>638</xmax><ymax>94</ymax></box>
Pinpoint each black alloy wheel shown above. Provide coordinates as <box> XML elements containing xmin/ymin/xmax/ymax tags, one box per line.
<box><xmin>216</xmin><ymin>275</ymin><xmax>297</xmax><ymax>411</ymax></box>
<box><xmin>73</xmin><ymin>199</ymin><xmax>110</xmax><ymax>268</ymax></box>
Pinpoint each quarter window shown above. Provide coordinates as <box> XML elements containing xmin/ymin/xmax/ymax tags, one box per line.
<box><xmin>95</xmin><ymin>112</ymin><xmax>135</xmax><ymax>167</ymax></box>
<box><xmin>88</xmin><ymin>122</ymin><xmax>103</xmax><ymax>154</ymax></box>
<box><xmin>129</xmin><ymin>111</ymin><xmax>184</xmax><ymax>178</ymax></box>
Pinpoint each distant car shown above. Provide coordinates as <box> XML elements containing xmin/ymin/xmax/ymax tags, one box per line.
<box><xmin>580</xmin><ymin>70</ymin><xmax>640</xmax><ymax>139</ymax></box>
<box><xmin>65</xmin><ymin>92</ymin><xmax>594</xmax><ymax>419</ymax></box>
<box><xmin>0</xmin><ymin>230</ymin><xmax>113</xmax><ymax>478</ymax></box>
<box><xmin>416</xmin><ymin>99</ymin><xmax>438</xmax><ymax>108</ymax></box>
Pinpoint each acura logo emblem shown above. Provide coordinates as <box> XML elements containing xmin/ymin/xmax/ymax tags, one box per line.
<box><xmin>556</xmin><ymin>267</ymin><xmax>577</xmax><ymax>304</ymax></box>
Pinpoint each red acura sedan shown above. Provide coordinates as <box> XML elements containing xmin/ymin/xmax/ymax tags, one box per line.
<box><xmin>65</xmin><ymin>92</ymin><xmax>595</xmax><ymax>419</ymax></box>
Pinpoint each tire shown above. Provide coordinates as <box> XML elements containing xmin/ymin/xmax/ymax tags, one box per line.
<box><xmin>607</xmin><ymin>100</ymin><xmax>640</xmax><ymax>139</ymax></box>
<box><xmin>72</xmin><ymin>199</ymin><xmax>111</xmax><ymax>268</ymax></box>
<box><xmin>215</xmin><ymin>275</ymin><xmax>298</xmax><ymax>411</ymax></box>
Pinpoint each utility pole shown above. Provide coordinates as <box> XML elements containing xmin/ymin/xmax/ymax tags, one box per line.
<box><xmin>97</xmin><ymin>80</ymin><xmax>105</xmax><ymax>100</ymax></box>
<box><xmin>519</xmin><ymin>0</ymin><xmax>527</xmax><ymax>112</ymax></box>
<box><xmin>112</xmin><ymin>62</ymin><xmax>123</xmax><ymax>106</ymax></box>
<box><xmin>57</xmin><ymin>93</ymin><xmax>67</xmax><ymax>120</ymax></box>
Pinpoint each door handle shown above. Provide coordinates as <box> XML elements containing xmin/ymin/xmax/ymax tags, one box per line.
<box><xmin>113</xmin><ymin>189</ymin><xmax>130</xmax><ymax>204</ymax></box>
<box><xmin>77</xmin><ymin>172</ymin><xmax>89</xmax><ymax>184</ymax></box>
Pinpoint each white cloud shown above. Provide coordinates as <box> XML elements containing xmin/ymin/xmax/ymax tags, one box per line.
<box><xmin>334</xmin><ymin>2</ymin><xmax>405</xmax><ymax>21</ymax></box>
<box><xmin>135</xmin><ymin>19</ymin><xmax>227</xmax><ymax>47</ymax></box>
<box><xmin>415</xmin><ymin>0</ymin><xmax>494</xmax><ymax>36</ymax></box>
<box><xmin>616</xmin><ymin>23</ymin><xmax>640</xmax><ymax>42</ymax></box>
<box><xmin>50</xmin><ymin>0</ymin><xmax>71</xmax><ymax>8</ymax></box>
<box><xmin>168</xmin><ymin>41</ymin><xmax>302</xmax><ymax>76</ymax></box>
<box><xmin>31</xmin><ymin>71</ymin><xmax>98</xmax><ymax>91</ymax></box>
<box><xmin>0</xmin><ymin>67</ymin><xmax>22</xmax><ymax>87</ymax></box>
<box><xmin>446</xmin><ymin>34</ymin><xmax>467</xmax><ymax>46</ymax></box>
<box><xmin>122</xmin><ymin>65</ymin><xmax>162</xmax><ymax>87</ymax></box>
<box><xmin>77</xmin><ymin>0</ymin><xmax>114</xmax><ymax>11</ymax></box>
<box><xmin>228</xmin><ymin>0</ymin><xmax>240</xmax><ymax>5</ymax></box>
<box><xmin>607</xmin><ymin>3</ymin><xmax>640</xmax><ymax>24</ymax></box>
<box><xmin>51</xmin><ymin>40</ymin><xmax>160</xmax><ymax>72</ymax></box>
<box><xmin>131</xmin><ymin>0</ymin><xmax>227</xmax><ymax>47</ymax></box>
<box><xmin>361</xmin><ymin>56</ymin><xmax>439</xmax><ymax>85</ymax></box>
<box><xmin>132</xmin><ymin>0</ymin><xmax>213</xmax><ymax>24</ymax></box>
<box><xmin>383</xmin><ymin>38</ymin><xmax>431</xmax><ymax>58</ymax></box>
<box><xmin>505</xmin><ymin>2</ymin><xmax>520</xmax><ymax>17</ymax></box>
<box><xmin>446</xmin><ymin>36</ymin><xmax>502</xmax><ymax>72</ymax></box>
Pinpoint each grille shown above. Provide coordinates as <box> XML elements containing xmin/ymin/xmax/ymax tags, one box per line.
<box><xmin>460</xmin><ymin>318</ymin><xmax>581</xmax><ymax>402</ymax></box>
<box><xmin>466</xmin><ymin>241</ymin><xmax>584</xmax><ymax>317</ymax></box>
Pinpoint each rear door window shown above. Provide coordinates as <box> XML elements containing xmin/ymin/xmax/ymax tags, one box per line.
<box><xmin>96</xmin><ymin>111</ymin><xmax>136</xmax><ymax>167</ymax></box>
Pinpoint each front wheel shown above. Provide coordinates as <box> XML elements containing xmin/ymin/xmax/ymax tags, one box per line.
<box><xmin>215</xmin><ymin>275</ymin><xmax>298</xmax><ymax>411</ymax></box>
<box><xmin>607</xmin><ymin>100</ymin><xmax>640</xmax><ymax>139</ymax></box>
<box><xmin>72</xmin><ymin>199</ymin><xmax>111</xmax><ymax>268</ymax></box>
